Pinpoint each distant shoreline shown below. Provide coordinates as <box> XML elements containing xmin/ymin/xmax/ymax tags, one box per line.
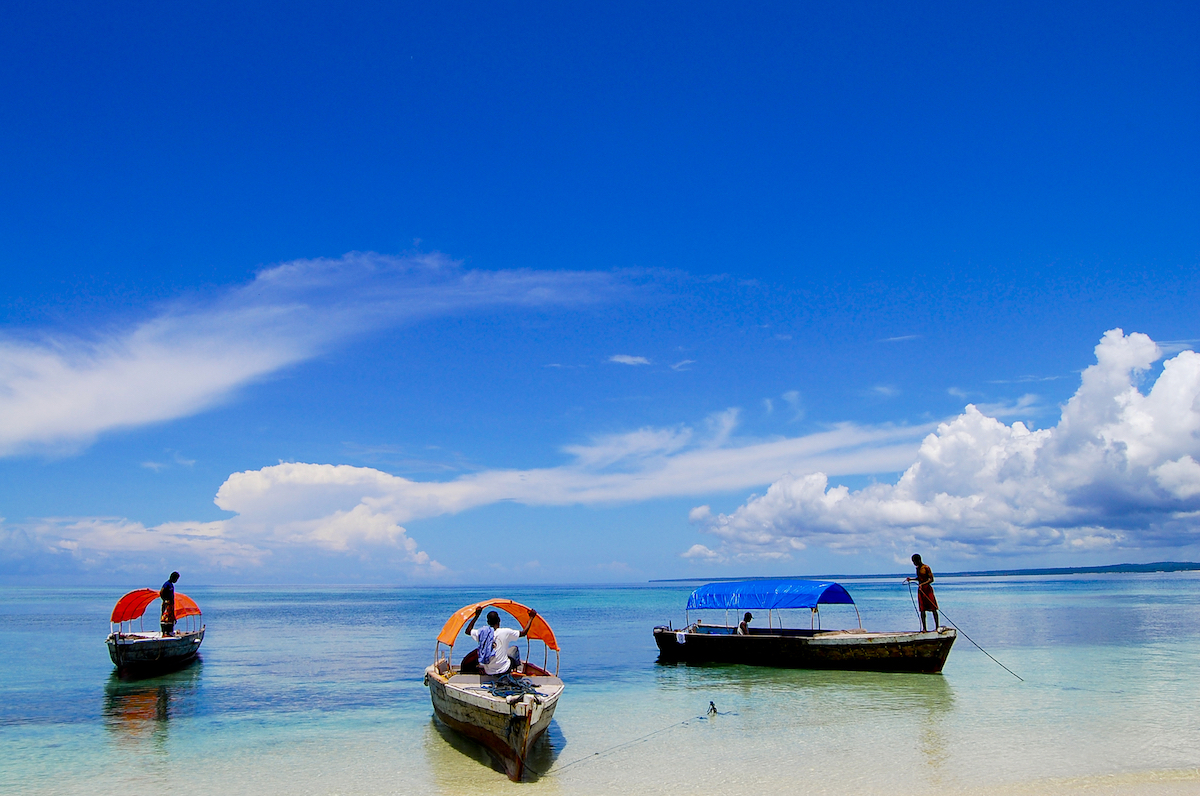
<box><xmin>648</xmin><ymin>561</ymin><xmax>1200</xmax><ymax>583</ymax></box>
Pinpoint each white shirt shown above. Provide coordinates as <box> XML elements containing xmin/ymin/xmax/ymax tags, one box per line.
<box><xmin>471</xmin><ymin>627</ymin><xmax>520</xmax><ymax>675</ymax></box>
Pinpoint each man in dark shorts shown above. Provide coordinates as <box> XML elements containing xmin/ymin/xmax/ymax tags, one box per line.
<box><xmin>906</xmin><ymin>554</ymin><xmax>939</xmax><ymax>632</ymax></box>
<box><xmin>160</xmin><ymin>571</ymin><xmax>179</xmax><ymax>636</ymax></box>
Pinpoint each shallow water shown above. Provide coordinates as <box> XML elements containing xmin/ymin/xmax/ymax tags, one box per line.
<box><xmin>3</xmin><ymin>575</ymin><xmax>1200</xmax><ymax>795</ymax></box>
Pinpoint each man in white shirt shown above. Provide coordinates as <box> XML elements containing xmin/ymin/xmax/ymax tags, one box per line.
<box><xmin>464</xmin><ymin>607</ymin><xmax>539</xmax><ymax>676</ymax></box>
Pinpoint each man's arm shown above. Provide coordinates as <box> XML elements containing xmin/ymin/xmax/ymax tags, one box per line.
<box><xmin>519</xmin><ymin>608</ymin><xmax>538</xmax><ymax>638</ymax></box>
<box><xmin>464</xmin><ymin>606</ymin><xmax>483</xmax><ymax>637</ymax></box>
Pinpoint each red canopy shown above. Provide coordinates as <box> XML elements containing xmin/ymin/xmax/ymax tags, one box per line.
<box><xmin>436</xmin><ymin>599</ymin><xmax>558</xmax><ymax>651</ymax></box>
<box><xmin>110</xmin><ymin>588</ymin><xmax>202</xmax><ymax>623</ymax></box>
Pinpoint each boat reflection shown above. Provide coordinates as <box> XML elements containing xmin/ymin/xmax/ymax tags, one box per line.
<box><xmin>102</xmin><ymin>662</ymin><xmax>203</xmax><ymax>750</ymax></box>
<box><xmin>654</xmin><ymin>662</ymin><xmax>955</xmax><ymax>776</ymax></box>
<box><xmin>424</xmin><ymin>716</ymin><xmax>565</xmax><ymax>789</ymax></box>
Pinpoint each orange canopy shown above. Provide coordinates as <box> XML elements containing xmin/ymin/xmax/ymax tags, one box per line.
<box><xmin>436</xmin><ymin>599</ymin><xmax>558</xmax><ymax>651</ymax></box>
<box><xmin>110</xmin><ymin>588</ymin><xmax>202</xmax><ymax>623</ymax></box>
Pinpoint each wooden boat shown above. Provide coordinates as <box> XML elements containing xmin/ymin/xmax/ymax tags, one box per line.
<box><xmin>105</xmin><ymin>588</ymin><xmax>205</xmax><ymax>675</ymax></box>
<box><xmin>654</xmin><ymin>579</ymin><xmax>955</xmax><ymax>674</ymax></box>
<box><xmin>424</xmin><ymin>599</ymin><xmax>564</xmax><ymax>781</ymax></box>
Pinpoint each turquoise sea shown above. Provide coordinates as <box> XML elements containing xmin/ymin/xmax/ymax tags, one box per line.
<box><xmin>4</xmin><ymin>574</ymin><xmax>1200</xmax><ymax>795</ymax></box>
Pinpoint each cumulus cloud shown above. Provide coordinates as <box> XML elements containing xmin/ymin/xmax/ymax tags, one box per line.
<box><xmin>692</xmin><ymin>330</ymin><xmax>1200</xmax><ymax>562</ymax></box>
<box><xmin>2</xmin><ymin>498</ymin><xmax>445</xmax><ymax>581</ymax></box>
<box><xmin>0</xmin><ymin>251</ymin><xmax>626</xmax><ymax>457</ymax></box>
<box><xmin>609</xmin><ymin>354</ymin><xmax>651</xmax><ymax>365</ymax></box>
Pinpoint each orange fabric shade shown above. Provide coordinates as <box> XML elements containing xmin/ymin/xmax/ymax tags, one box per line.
<box><xmin>174</xmin><ymin>594</ymin><xmax>201</xmax><ymax>619</ymax></box>
<box><xmin>436</xmin><ymin>599</ymin><xmax>558</xmax><ymax>651</ymax></box>
<box><xmin>110</xmin><ymin>588</ymin><xmax>202</xmax><ymax>623</ymax></box>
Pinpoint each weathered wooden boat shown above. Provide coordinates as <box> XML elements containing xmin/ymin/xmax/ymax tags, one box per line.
<box><xmin>105</xmin><ymin>588</ymin><xmax>205</xmax><ymax>675</ymax></box>
<box><xmin>654</xmin><ymin>579</ymin><xmax>955</xmax><ymax>674</ymax></box>
<box><xmin>424</xmin><ymin>599</ymin><xmax>564</xmax><ymax>781</ymax></box>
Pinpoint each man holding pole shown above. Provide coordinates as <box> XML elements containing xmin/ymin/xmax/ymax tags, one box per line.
<box><xmin>906</xmin><ymin>554</ymin><xmax>939</xmax><ymax>632</ymax></box>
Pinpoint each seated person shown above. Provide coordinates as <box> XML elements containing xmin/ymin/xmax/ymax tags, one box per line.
<box><xmin>737</xmin><ymin>612</ymin><xmax>753</xmax><ymax>635</ymax></box>
<box><xmin>463</xmin><ymin>607</ymin><xmax>538</xmax><ymax>676</ymax></box>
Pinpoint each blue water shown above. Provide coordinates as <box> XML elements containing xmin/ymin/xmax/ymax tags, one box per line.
<box><xmin>3</xmin><ymin>575</ymin><xmax>1200</xmax><ymax>795</ymax></box>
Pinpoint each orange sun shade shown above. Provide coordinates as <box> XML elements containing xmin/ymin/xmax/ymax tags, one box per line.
<box><xmin>436</xmin><ymin>599</ymin><xmax>558</xmax><ymax>651</ymax></box>
<box><xmin>110</xmin><ymin>588</ymin><xmax>202</xmax><ymax>623</ymax></box>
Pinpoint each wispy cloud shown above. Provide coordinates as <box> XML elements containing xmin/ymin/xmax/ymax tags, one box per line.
<box><xmin>671</xmin><ymin>359</ymin><xmax>696</xmax><ymax>371</ymax></box>
<box><xmin>4</xmin><ymin>411</ymin><xmax>932</xmax><ymax>578</ymax></box>
<box><xmin>0</xmin><ymin>252</ymin><xmax>628</xmax><ymax>457</ymax></box>
<box><xmin>781</xmin><ymin>390</ymin><xmax>804</xmax><ymax>420</ymax></box>
<box><xmin>879</xmin><ymin>335</ymin><xmax>921</xmax><ymax>343</ymax></box>
<box><xmin>609</xmin><ymin>355</ymin><xmax>651</xmax><ymax>366</ymax></box>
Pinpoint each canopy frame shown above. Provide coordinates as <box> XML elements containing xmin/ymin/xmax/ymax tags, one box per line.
<box><xmin>433</xmin><ymin>599</ymin><xmax>559</xmax><ymax>676</ymax></box>
<box><xmin>109</xmin><ymin>588</ymin><xmax>203</xmax><ymax>636</ymax></box>
<box><xmin>684</xmin><ymin>579</ymin><xmax>862</xmax><ymax>630</ymax></box>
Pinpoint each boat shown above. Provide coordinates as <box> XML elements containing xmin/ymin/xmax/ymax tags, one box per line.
<box><xmin>105</xmin><ymin>588</ymin><xmax>205</xmax><ymax>675</ymax></box>
<box><xmin>653</xmin><ymin>579</ymin><xmax>956</xmax><ymax>674</ymax></box>
<box><xmin>424</xmin><ymin>599</ymin><xmax>564</xmax><ymax>781</ymax></box>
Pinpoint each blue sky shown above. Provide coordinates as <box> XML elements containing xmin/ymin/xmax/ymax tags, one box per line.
<box><xmin>1</xmin><ymin>2</ymin><xmax>1198</xmax><ymax>584</ymax></box>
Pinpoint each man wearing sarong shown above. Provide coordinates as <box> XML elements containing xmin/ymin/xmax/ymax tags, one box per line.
<box><xmin>906</xmin><ymin>554</ymin><xmax>939</xmax><ymax>632</ymax></box>
<box><xmin>463</xmin><ymin>606</ymin><xmax>538</xmax><ymax>676</ymax></box>
<box><xmin>160</xmin><ymin>571</ymin><xmax>179</xmax><ymax>637</ymax></box>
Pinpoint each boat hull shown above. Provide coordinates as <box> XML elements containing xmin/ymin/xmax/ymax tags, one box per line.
<box><xmin>425</xmin><ymin>667</ymin><xmax>561</xmax><ymax>781</ymax></box>
<box><xmin>106</xmin><ymin>628</ymin><xmax>205</xmax><ymax>675</ymax></box>
<box><xmin>653</xmin><ymin>626</ymin><xmax>955</xmax><ymax>673</ymax></box>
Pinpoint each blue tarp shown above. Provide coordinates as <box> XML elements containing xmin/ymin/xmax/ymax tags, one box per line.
<box><xmin>685</xmin><ymin>579</ymin><xmax>855</xmax><ymax>611</ymax></box>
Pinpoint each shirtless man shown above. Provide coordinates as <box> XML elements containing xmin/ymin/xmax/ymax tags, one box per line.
<box><xmin>905</xmin><ymin>554</ymin><xmax>939</xmax><ymax>632</ymax></box>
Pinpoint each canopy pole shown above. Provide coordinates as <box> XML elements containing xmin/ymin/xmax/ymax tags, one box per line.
<box><xmin>855</xmin><ymin>604</ymin><xmax>862</xmax><ymax>629</ymax></box>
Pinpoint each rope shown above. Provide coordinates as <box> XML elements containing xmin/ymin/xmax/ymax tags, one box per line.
<box><xmin>906</xmin><ymin>581</ymin><xmax>1023</xmax><ymax>682</ymax></box>
<box><xmin>483</xmin><ymin>673</ymin><xmax>546</xmax><ymax>699</ymax></box>
<box><xmin>527</xmin><ymin>708</ymin><xmax>727</xmax><ymax>778</ymax></box>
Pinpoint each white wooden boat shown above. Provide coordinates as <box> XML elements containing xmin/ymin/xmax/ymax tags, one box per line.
<box><xmin>424</xmin><ymin>599</ymin><xmax>563</xmax><ymax>781</ymax></box>
<box><xmin>106</xmin><ymin>588</ymin><xmax>205</xmax><ymax>675</ymax></box>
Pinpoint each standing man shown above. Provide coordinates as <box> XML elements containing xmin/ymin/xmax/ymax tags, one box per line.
<box><xmin>160</xmin><ymin>571</ymin><xmax>179</xmax><ymax>637</ymax></box>
<box><xmin>737</xmin><ymin>612</ymin><xmax>753</xmax><ymax>635</ymax></box>
<box><xmin>463</xmin><ymin>606</ymin><xmax>538</xmax><ymax>676</ymax></box>
<box><xmin>906</xmin><ymin>554</ymin><xmax>939</xmax><ymax>632</ymax></box>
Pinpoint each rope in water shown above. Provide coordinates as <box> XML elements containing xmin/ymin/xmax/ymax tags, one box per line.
<box><xmin>907</xmin><ymin>580</ymin><xmax>1024</xmax><ymax>682</ymax></box>
<box><xmin>527</xmin><ymin>710</ymin><xmax>718</xmax><ymax>778</ymax></box>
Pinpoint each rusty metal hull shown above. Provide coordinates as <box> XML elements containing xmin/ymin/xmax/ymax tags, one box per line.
<box><xmin>424</xmin><ymin>667</ymin><xmax>562</xmax><ymax>781</ymax></box>
<box><xmin>106</xmin><ymin>628</ymin><xmax>205</xmax><ymax>675</ymax></box>
<box><xmin>653</xmin><ymin>626</ymin><xmax>956</xmax><ymax>673</ymax></box>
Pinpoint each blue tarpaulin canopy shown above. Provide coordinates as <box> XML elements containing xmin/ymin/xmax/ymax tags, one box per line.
<box><xmin>686</xmin><ymin>579</ymin><xmax>855</xmax><ymax>611</ymax></box>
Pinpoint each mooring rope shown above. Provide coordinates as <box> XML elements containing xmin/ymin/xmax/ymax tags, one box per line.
<box><xmin>526</xmin><ymin>708</ymin><xmax>728</xmax><ymax>778</ymax></box>
<box><xmin>906</xmin><ymin>580</ymin><xmax>1024</xmax><ymax>682</ymax></box>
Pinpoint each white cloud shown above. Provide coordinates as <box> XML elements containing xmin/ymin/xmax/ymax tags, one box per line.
<box><xmin>671</xmin><ymin>359</ymin><xmax>696</xmax><ymax>371</ymax></box>
<box><xmin>609</xmin><ymin>355</ymin><xmax>651</xmax><ymax>365</ymax></box>
<box><xmin>692</xmin><ymin>330</ymin><xmax>1200</xmax><ymax>562</ymax></box>
<box><xmin>681</xmin><ymin>544</ymin><xmax>720</xmax><ymax>560</ymax></box>
<box><xmin>212</xmin><ymin>414</ymin><xmax>928</xmax><ymax>523</ymax></box>
<box><xmin>975</xmin><ymin>393</ymin><xmax>1042</xmax><ymax>418</ymax></box>
<box><xmin>0</xmin><ymin>251</ymin><xmax>625</xmax><ymax>457</ymax></box>
<box><xmin>3</xmin><ymin>408</ymin><xmax>931</xmax><ymax>579</ymax></box>
<box><xmin>782</xmin><ymin>390</ymin><xmax>804</xmax><ymax>420</ymax></box>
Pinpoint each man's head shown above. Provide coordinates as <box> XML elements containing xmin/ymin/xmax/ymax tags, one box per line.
<box><xmin>743</xmin><ymin>612</ymin><xmax>753</xmax><ymax>622</ymax></box>
<box><xmin>911</xmin><ymin>554</ymin><xmax>922</xmax><ymax>566</ymax></box>
<box><xmin>169</xmin><ymin>572</ymin><xmax>180</xmax><ymax>583</ymax></box>
<box><xmin>486</xmin><ymin>610</ymin><xmax>501</xmax><ymax>628</ymax></box>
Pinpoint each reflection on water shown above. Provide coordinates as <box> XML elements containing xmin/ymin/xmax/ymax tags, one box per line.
<box><xmin>424</xmin><ymin>714</ymin><xmax>565</xmax><ymax>790</ymax></box>
<box><xmin>102</xmin><ymin>661</ymin><xmax>203</xmax><ymax>750</ymax></box>
<box><xmin>654</xmin><ymin>660</ymin><xmax>955</xmax><ymax>709</ymax></box>
<box><xmin>652</xmin><ymin>662</ymin><xmax>956</xmax><ymax>778</ymax></box>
